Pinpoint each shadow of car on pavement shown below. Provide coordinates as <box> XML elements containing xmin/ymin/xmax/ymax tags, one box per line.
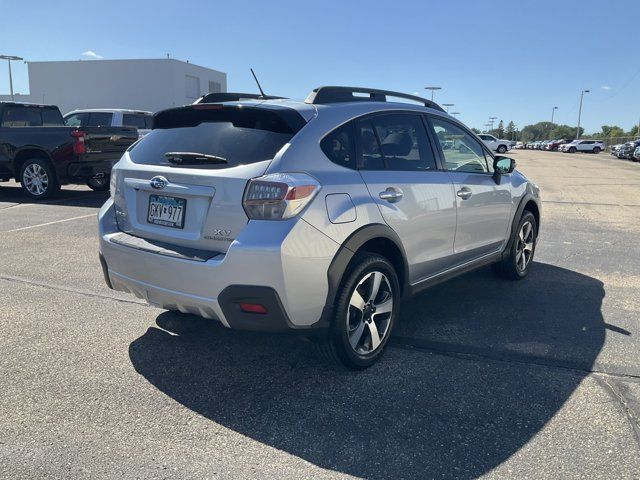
<box><xmin>129</xmin><ymin>262</ymin><xmax>605</xmax><ymax>479</ymax></box>
<box><xmin>0</xmin><ymin>183</ymin><xmax>108</xmax><ymax>209</ymax></box>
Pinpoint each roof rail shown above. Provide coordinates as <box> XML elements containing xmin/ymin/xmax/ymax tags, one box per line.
<box><xmin>194</xmin><ymin>92</ymin><xmax>287</xmax><ymax>104</ymax></box>
<box><xmin>305</xmin><ymin>86</ymin><xmax>445</xmax><ymax>112</ymax></box>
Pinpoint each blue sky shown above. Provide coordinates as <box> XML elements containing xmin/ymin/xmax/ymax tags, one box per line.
<box><xmin>1</xmin><ymin>0</ymin><xmax>638</xmax><ymax>133</ymax></box>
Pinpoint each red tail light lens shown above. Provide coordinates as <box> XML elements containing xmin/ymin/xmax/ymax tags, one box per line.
<box><xmin>243</xmin><ymin>173</ymin><xmax>320</xmax><ymax>220</ymax></box>
<box><xmin>238</xmin><ymin>302</ymin><xmax>268</xmax><ymax>314</ymax></box>
<box><xmin>72</xmin><ymin>130</ymin><xmax>86</xmax><ymax>155</ymax></box>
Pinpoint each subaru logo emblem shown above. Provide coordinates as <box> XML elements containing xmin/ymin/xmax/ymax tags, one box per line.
<box><xmin>150</xmin><ymin>176</ymin><xmax>168</xmax><ymax>190</ymax></box>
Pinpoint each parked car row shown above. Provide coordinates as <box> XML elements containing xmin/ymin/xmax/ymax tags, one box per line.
<box><xmin>518</xmin><ymin>139</ymin><xmax>604</xmax><ymax>154</ymax></box>
<box><xmin>610</xmin><ymin>139</ymin><xmax>640</xmax><ymax>161</ymax></box>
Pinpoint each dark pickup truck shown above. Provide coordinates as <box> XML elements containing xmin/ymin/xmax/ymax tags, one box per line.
<box><xmin>0</xmin><ymin>102</ymin><xmax>139</xmax><ymax>199</ymax></box>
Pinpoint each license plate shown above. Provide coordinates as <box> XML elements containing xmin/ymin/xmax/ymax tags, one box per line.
<box><xmin>147</xmin><ymin>195</ymin><xmax>186</xmax><ymax>228</ymax></box>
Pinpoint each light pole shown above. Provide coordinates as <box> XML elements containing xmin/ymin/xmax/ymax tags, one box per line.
<box><xmin>0</xmin><ymin>55</ymin><xmax>23</xmax><ymax>101</ymax></box>
<box><xmin>551</xmin><ymin>106</ymin><xmax>558</xmax><ymax>124</ymax></box>
<box><xmin>576</xmin><ymin>90</ymin><xmax>589</xmax><ymax>139</ymax></box>
<box><xmin>424</xmin><ymin>86</ymin><xmax>442</xmax><ymax>101</ymax></box>
<box><xmin>442</xmin><ymin>103</ymin><xmax>454</xmax><ymax>113</ymax></box>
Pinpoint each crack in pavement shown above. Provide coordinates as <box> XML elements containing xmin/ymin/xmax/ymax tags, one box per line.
<box><xmin>596</xmin><ymin>376</ymin><xmax>640</xmax><ymax>450</ymax></box>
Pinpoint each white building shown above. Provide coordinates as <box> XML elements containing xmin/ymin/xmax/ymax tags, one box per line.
<box><xmin>0</xmin><ymin>58</ymin><xmax>227</xmax><ymax>114</ymax></box>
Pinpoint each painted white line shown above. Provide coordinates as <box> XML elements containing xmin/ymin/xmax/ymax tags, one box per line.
<box><xmin>2</xmin><ymin>213</ymin><xmax>95</xmax><ymax>233</ymax></box>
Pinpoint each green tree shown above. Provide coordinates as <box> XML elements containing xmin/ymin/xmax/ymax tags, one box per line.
<box><xmin>505</xmin><ymin>121</ymin><xmax>516</xmax><ymax>140</ymax></box>
<box><xmin>496</xmin><ymin>120</ymin><xmax>505</xmax><ymax>139</ymax></box>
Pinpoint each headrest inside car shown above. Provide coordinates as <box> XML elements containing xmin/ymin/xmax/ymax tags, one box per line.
<box><xmin>381</xmin><ymin>132</ymin><xmax>412</xmax><ymax>157</ymax></box>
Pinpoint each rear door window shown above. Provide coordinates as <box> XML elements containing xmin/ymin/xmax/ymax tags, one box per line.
<box><xmin>41</xmin><ymin>108</ymin><xmax>64</xmax><ymax>126</ymax></box>
<box><xmin>123</xmin><ymin>113</ymin><xmax>152</xmax><ymax>129</ymax></box>
<box><xmin>87</xmin><ymin>112</ymin><xmax>113</xmax><ymax>126</ymax></box>
<box><xmin>129</xmin><ymin>106</ymin><xmax>303</xmax><ymax>169</ymax></box>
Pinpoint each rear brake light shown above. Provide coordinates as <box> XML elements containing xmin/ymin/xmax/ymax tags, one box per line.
<box><xmin>238</xmin><ymin>302</ymin><xmax>268</xmax><ymax>314</ymax></box>
<box><xmin>72</xmin><ymin>130</ymin><xmax>86</xmax><ymax>155</ymax></box>
<box><xmin>243</xmin><ymin>173</ymin><xmax>320</xmax><ymax>220</ymax></box>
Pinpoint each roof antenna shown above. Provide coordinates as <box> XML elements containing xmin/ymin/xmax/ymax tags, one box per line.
<box><xmin>250</xmin><ymin>68</ymin><xmax>266</xmax><ymax>97</ymax></box>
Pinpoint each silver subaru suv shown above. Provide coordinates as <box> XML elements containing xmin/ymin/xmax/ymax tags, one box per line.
<box><xmin>98</xmin><ymin>87</ymin><xmax>541</xmax><ymax>369</ymax></box>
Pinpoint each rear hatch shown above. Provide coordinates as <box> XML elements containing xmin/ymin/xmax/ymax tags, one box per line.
<box><xmin>112</xmin><ymin>103</ymin><xmax>306</xmax><ymax>254</ymax></box>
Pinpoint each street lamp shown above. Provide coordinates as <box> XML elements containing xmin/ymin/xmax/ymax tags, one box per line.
<box><xmin>424</xmin><ymin>86</ymin><xmax>442</xmax><ymax>101</ymax></box>
<box><xmin>551</xmin><ymin>106</ymin><xmax>558</xmax><ymax>124</ymax></box>
<box><xmin>0</xmin><ymin>54</ymin><xmax>23</xmax><ymax>101</ymax></box>
<box><xmin>488</xmin><ymin>116</ymin><xmax>497</xmax><ymax>131</ymax></box>
<box><xmin>442</xmin><ymin>103</ymin><xmax>454</xmax><ymax>113</ymax></box>
<box><xmin>576</xmin><ymin>90</ymin><xmax>589</xmax><ymax>139</ymax></box>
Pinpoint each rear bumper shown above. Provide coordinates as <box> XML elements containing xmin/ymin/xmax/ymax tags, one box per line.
<box><xmin>98</xmin><ymin>199</ymin><xmax>339</xmax><ymax>332</ymax></box>
<box><xmin>65</xmin><ymin>159</ymin><xmax>116</xmax><ymax>182</ymax></box>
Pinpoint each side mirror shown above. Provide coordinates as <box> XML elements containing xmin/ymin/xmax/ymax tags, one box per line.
<box><xmin>493</xmin><ymin>156</ymin><xmax>516</xmax><ymax>174</ymax></box>
<box><xmin>492</xmin><ymin>156</ymin><xmax>516</xmax><ymax>184</ymax></box>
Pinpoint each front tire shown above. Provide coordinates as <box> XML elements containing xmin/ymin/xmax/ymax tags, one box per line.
<box><xmin>314</xmin><ymin>253</ymin><xmax>400</xmax><ymax>369</ymax></box>
<box><xmin>569</xmin><ymin>147</ymin><xmax>577</xmax><ymax>153</ymax></box>
<box><xmin>497</xmin><ymin>145</ymin><xmax>507</xmax><ymax>154</ymax></box>
<box><xmin>20</xmin><ymin>158</ymin><xmax>60</xmax><ymax>200</ymax></box>
<box><xmin>493</xmin><ymin>211</ymin><xmax>537</xmax><ymax>280</ymax></box>
<box><xmin>593</xmin><ymin>147</ymin><xmax>601</xmax><ymax>154</ymax></box>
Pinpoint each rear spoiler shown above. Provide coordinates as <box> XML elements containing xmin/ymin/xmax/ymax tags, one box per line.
<box><xmin>194</xmin><ymin>92</ymin><xmax>286</xmax><ymax>104</ymax></box>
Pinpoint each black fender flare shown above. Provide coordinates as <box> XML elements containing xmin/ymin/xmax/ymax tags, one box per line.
<box><xmin>316</xmin><ymin>223</ymin><xmax>409</xmax><ymax>329</ymax></box>
<box><xmin>503</xmin><ymin>193</ymin><xmax>540</xmax><ymax>260</ymax></box>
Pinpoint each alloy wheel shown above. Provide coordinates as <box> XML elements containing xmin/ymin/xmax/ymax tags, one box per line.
<box><xmin>22</xmin><ymin>164</ymin><xmax>49</xmax><ymax>196</ymax></box>
<box><xmin>346</xmin><ymin>271</ymin><xmax>394</xmax><ymax>355</ymax></box>
<box><xmin>515</xmin><ymin>221</ymin><xmax>535</xmax><ymax>272</ymax></box>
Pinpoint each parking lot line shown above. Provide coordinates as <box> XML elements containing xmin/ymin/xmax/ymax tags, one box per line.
<box><xmin>2</xmin><ymin>213</ymin><xmax>95</xmax><ymax>233</ymax></box>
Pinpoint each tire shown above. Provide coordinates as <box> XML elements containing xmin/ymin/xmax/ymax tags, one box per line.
<box><xmin>569</xmin><ymin>147</ymin><xmax>576</xmax><ymax>153</ymax></box>
<box><xmin>497</xmin><ymin>145</ymin><xmax>507</xmax><ymax>154</ymax></box>
<box><xmin>20</xmin><ymin>158</ymin><xmax>60</xmax><ymax>200</ymax></box>
<box><xmin>492</xmin><ymin>211</ymin><xmax>537</xmax><ymax>280</ymax></box>
<box><xmin>86</xmin><ymin>176</ymin><xmax>110</xmax><ymax>192</ymax></box>
<box><xmin>593</xmin><ymin>147</ymin><xmax>601</xmax><ymax>154</ymax></box>
<box><xmin>313</xmin><ymin>253</ymin><xmax>400</xmax><ymax>370</ymax></box>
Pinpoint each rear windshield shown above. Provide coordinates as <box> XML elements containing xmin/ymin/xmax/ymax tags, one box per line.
<box><xmin>128</xmin><ymin>106</ymin><xmax>304</xmax><ymax>168</ymax></box>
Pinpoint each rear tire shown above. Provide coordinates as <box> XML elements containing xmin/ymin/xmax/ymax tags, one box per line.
<box><xmin>492</xmin><ymin>211</ymin><xmax>537</xmax><ymax>280</ymax></box>
<box><xmin>313</xmin><ymin>253</ymin><xmax>400</xmax><ymax>370</ymax></box>
<box><xmin>86</xmin><ymin>176</ymin><xmax>110</xmax><ymax>192</ymax></box>
<box><xmin>20</xmin><ymin>158</ymin><xmax>60</xmax><ymax>200</ymax></box>
<box><xmin>497</xmin><ymin>145</ymin><xmax>507</xmax><ymax>154</ymax></box>
<box><xmin>569</xmin><ymin>147</ymin><xmax>576</xmax><ymax>153</ymax></box>
<box><xmin>593</xmin><ymin>147</ymin><xmax>601</xmax><ymax>154</ymax></box>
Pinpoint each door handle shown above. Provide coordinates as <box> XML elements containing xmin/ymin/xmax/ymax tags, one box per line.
<box><xmin>456</xmin><ymin>187</ymin><xmax>472</xmax><ymax>200</ymax></box>
<box><xmin>379</xmin><ymin>187</ymin><xmax>403</xmax><ymax>203</ymax></box>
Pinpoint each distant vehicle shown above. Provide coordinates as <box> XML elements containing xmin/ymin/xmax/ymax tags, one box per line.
<box><xmin>616</xmin><ymin>140</ymin><xmax>640</xmax><ymax>160</ymax></box>
<box><xmin>515</xmin><ymin>141</ymin><xmax>525</xmax><ymax>149</ymax></box>
<box><xmin>633</xmin><ymin>145</ymin><xmax>640</xmax><ymax>162</ymax></box>
<box><xmin>559</xmin><ymin>139</ymin><xmax>604</xmax><ymax>153</ymax></box>
<box><xmin>611</xmin><ymin>144</ymin><xmax>624</xmax><ymax>156</ymax></box>
<box><xmin>478</xmin><ymin>134</ymin><xmax>511</xmax><ymax>154</ymax></box>
<box><xmin>547</xmin><ymin>139</ymin><xmax>568</xmax><ymax>151</ymax></box>
<box><xmin>64</xmin><ymin>109</ymin><xmax>153</xmax><ymax>137</ymax></box>
<box><xmin>0</xmin><ymin>102</ymin><xmax>138</xmax><ymax>199</ymax></box>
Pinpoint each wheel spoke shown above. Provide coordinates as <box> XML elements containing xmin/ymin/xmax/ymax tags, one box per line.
<box><xmin>368</xmin><ymin>272</ymin><xmax>382</xmax><ymax>303</ymax></box>
<box><xmin>367</xmin><ymin>320</ymin><xmax>381</xmax><ymax>350</ymax></box>
<box><xmin>349</xmin><ymin>290</ymin><xmax>366</xmax><ymax>312</ymax></box>
<box><xmin>523</xmin><ymin>241</ymin><xmax>534</xmax><ymax>253</ymax></box>
<box><xmin>374</xmin><ymin>296</ymin><xmax>393</xmax><ymax>316</ymax></box>
<box><xmin>349</xmin><ymin>320</ymin><xmax>366</xmax><ymax>349</ymax></box>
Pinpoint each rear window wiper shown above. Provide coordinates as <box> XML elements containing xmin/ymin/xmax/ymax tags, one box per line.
<box><xmin>164</xmin><ymin>152</ymin><xmax>228</xmax><ymax>165</ymax></box>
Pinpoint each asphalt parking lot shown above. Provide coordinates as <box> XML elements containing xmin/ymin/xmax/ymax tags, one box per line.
<box><xmin>1</xmin><ymin>150</ymin><xmax>640</xmax><ymax>479</ymax></box>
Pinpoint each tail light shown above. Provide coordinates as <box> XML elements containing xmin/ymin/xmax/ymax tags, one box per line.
<box><xmin>72</xmin><ymin>130</ymin><xmax>86</xmax><ymax>155</ymax></box>
<box><xmin>243</xmin><ymin>173</ymin><xmax>320</xmax><ymax>220</ymax></box>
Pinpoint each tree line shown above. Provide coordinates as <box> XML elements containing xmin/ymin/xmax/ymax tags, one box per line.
<box><xmin>472</xmin><ymin>120</ymin><xmax>639</xmax><ymax>142</ymax></box>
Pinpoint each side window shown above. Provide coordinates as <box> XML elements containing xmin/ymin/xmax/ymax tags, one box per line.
<box><xmin>430</xmin><ymin>117</ymin><xmax>490</xmax><ymax>173</ymax></box>
<box><xmin>320</xmin><ymin>123</ymin><xmax>356</xmax><ymax>169</ymax></box>
<box><xmin>87</xmin><ymin>112</ymin><xmax>113</xmax><ymax>127</ymax></box>
<box><xmin>358</xmin><ymin>113</ymin><xmax>437</xmax><ymax>171</ymax></box>
<box><xmin>123</xmin><ymin>114</ymin><xmax>151</xmax><ymax>129</ymax></box>
<box><xmin>41</xmin><ymin>108</ymin><xmax>64</xmax><ymax>126</ymax></box>
<box><xmin>64</xmin><ymin>113</ymin><xmax>89</xmax><ymax>127</ymax></box>
<box><xmin>356</xmin><ymin>119</ymin><xmax>385</xmax><ymax>170</ymax></box>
